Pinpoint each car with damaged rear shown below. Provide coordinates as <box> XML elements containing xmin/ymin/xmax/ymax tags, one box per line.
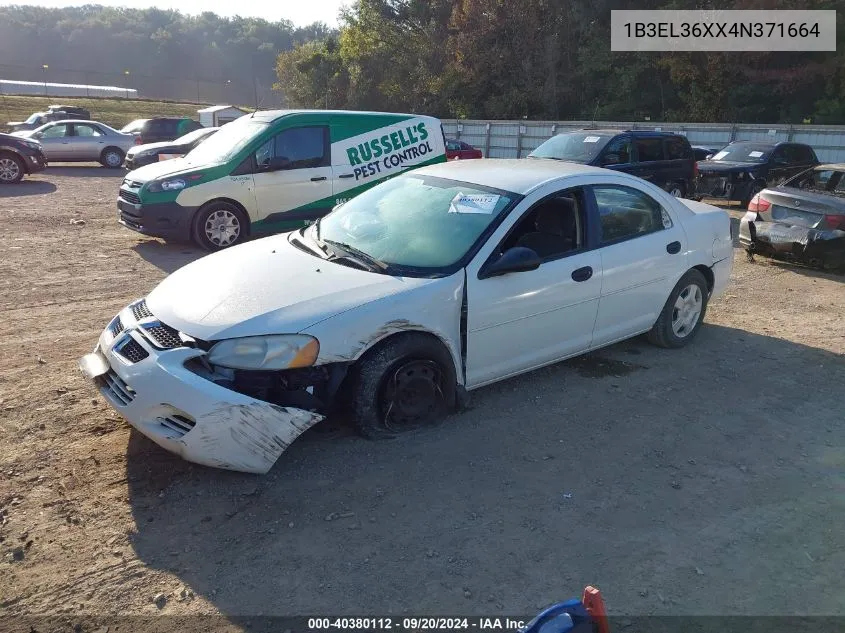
<box><xmin>79</xmin><ymin>159</ymin><xmax>733</xmax><ymax>474</ymax></box>
<box><xmin>740</xmin><ymin>163</ymin><xmax>845</xmax><ymax>270</ymax></box>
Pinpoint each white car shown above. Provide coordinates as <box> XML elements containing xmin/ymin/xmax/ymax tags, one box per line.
<box><xmin>79</xmin><ymin>159</ymin><xmax>733</xmax><ymax>474</ymax></box>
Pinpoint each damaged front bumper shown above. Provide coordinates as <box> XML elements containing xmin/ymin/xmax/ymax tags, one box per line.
<box><xmin>78</xmin><ymin>301</ymin><xmax>324</xmax><ymax>474</ymax></box>
<box><xmin>739</xmin><ymin>214</ymin><xmax>845</xmax><ymax>269</ymax></box>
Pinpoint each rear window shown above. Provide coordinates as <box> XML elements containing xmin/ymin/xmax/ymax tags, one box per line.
<box><xmin>784</xmin><ymin>168</ymin><xmax>845</xmax><ymax>194</ymax></box>
<box><xmin>121</xmin><ymin>119</ymin><xmax>147</xmax><ymax>133</ymax></box>
<box><xmin>664</xmin><ymin>136</ymin><xmax>691</xmax><ymax>160</ymax></box>
<box><xmin>635</xmin><ymin>137</ymin><xmax>664</xmax><ymax>162</ymax></box>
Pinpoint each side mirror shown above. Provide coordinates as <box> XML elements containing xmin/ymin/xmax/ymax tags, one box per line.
<box><xmin>601</xmin><ymin>153</ymin><xmax>621</xmax><ymax>165</ymax></box>
<box><xmin>481</xmin><ymin>246</ymin><xmax>542</xmax><ymax>279</ymax></box>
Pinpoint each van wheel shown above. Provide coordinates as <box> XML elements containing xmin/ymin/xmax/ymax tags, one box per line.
<box><xmin>648</xmin><ymin>269</ymin><xmax>709</xmax><ymax>349</ymax></box>
<box><xmin>192</xmin><ymin>201</ymin><xmax>248</xmax><ymax>251</ymax></box>
<box><xmin>349</xmin><ymin>332</ymin><xmax>457</xmax><ymax>440</ymax></box>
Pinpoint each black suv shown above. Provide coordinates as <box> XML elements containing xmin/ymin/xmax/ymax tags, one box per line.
<box><xmin>0</xmin><ymin>132</ymin><xmax>48</xmax><ymax>183</ymax></box>
<box><xmin>529</xmin><ymin>129</ymin><xmax>697</xmax><ymax>198</ymax></box>
<box><xmin>695</xmin><ymin>141</ymin><xmax>819</xmax><ymax>207</ymax></box>
<box><xmin>120</xmin><ymin>118</ymin><xmax>204</xmax><ymax>145</ymax></box>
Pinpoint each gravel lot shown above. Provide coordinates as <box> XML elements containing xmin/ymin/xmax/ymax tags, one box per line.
<box><xmin>1</xmin><ymin>166</ymin><xmax>844</xmax><ymax>624</ymax></box>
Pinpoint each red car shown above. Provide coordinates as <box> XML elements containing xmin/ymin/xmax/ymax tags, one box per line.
<box><xmin>446</xmin><ymin>138</ymin><xmax>483</xmax><ymax>160</ymax></box>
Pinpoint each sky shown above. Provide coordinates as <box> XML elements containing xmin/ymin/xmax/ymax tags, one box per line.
<box><xmin>13</xmin><ymin>0</ymin><xmax>349</xmax><ymax>27</ymax></box>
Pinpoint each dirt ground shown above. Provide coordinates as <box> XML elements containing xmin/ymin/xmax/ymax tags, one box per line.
<box><xmin>1</xmin><ymin>166</ymin><xmax>844</xmax><ymax>626</ymax></box>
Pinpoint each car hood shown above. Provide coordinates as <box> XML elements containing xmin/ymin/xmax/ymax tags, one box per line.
<box><xmin>125</xmin><ymin>155</ymin><xmax>217</xmax><ymax>183</ymax></box>
<box><xmin>146</xmin><ymin>233</ymin><xmax>435</xmax><ymax>341</ymax></box>
<box><xmin>128</xmin><ymin>140</ymin><xmax>179</xmax><ymax>156</ymax></box>
<box><xmin>10</xmin><ymin>130</ymin><xmax>35</xmax><ymax>138</ymax></box>
<box><xmin>697</xmin><ymin>161</ymin><xmax>761</xmax><ymax>173</ymax></box>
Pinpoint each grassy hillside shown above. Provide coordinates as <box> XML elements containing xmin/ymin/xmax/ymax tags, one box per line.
<box><xmin>0</xmin><ymin>95</ymin><xmax>209</xmax><ymax>131</ymax></box>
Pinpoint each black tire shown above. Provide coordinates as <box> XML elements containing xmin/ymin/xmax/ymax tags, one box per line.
<box><xmin>349</xmin><ymin>332</ymin><xmax>458</xmax><ymax>440</ymax></box>
<box><xmin>192</xmin><ymin>201</ymin><xmax>248</xmax><ymax>251</ymax></box>
<box><xmin>0</xmin><ymin>152</ymin><xmax>25</xmax><ymax>184</ymax></box>
<box><xmin>740</xmin><ymin>183</ymin><xmax>764</xmax><ymax>209</ymax></box>
<box><xmin>648</xmin><ymin>269</ymin><xmax>709</xmax><ymax>349</ymax></box>
<box><xmin>100</xmin><ymin>147</ymin><xmax>125</xmax><ymax>169</ymax></box>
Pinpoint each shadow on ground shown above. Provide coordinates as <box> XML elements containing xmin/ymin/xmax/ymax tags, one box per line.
<box><xmin>133</xmin><ymin>239</ymin><xmax>204</xmax><ymax>274</ymax></box>
<box><xmin>124</xmin><ymin>325</ymin><xmax>845</xmax><ymax>620</ymax></box>
<box><xmin>0</xmin><ymin>180</ymin><xmax>57</xmax><ymax>197</ymax></box>
<box><xmin>44</xmin><ymin>164</ymin><xmax>126</xmax><ymax>178</ymax></box>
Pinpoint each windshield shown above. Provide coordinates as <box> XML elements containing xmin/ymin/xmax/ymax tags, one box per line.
<box><xmin>183</xmin><ymin>119</ymin><xmax>268</xmax><ymax>164</ymax></box>
<box><xmin>311</xmin><ymin>174</ymin><xmax>517</xmax><ymax>274</ymax></box>
<box><xmin>709</xmin><ymin>144</ymin><xmax>771</xmax><ymax>163</ymax></box>
<box><xmin>176</xmin><ymin>127</ymin><xmax>216</xmax><ymax>145</ymax></box>
<box><xmin>528</xmin><ymin>132</ymin><xmax>612</xmax><ymax>163</ymax></box>
<box><xmin>25</xmin><ymin>113</ymin><xmax>44</xmax><ymax>125</ymax></box>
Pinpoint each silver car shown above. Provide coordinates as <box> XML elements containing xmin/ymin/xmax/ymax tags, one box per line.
<box><xmin>12</xmin><ymin>120</ymin><xmax>138</xmax><ymax>168</ymax></box>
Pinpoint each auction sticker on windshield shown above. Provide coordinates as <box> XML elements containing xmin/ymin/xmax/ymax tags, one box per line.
<box><xmin>583</xmin><ymin>136</ymin><xmax>601</xmax><ymax>143</ymax></box>
<box><xmin>449</xmin><ymin>193</ymin><xmax>500</xmax><ymax>214</ymax></box>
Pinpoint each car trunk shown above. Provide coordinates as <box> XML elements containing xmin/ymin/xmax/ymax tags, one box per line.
<box><xmin>759</xmin><ymin>189</ymin><xmax>844</xmax><ymax>229</ymax></box>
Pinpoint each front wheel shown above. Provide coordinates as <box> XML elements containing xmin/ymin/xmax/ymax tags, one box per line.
<box><xmin>665</xmin><ymin>182</ymin><xmax>686</xmax><ymax>198</ymax></box>
<box><xmin>192</xmin><ymin>201</ymin><xmax>248</xmax><ymax>251</ymax></box>
<box><xmin>648</xmin><ymin>269</ymin><xmax>709</xmax><ymax>349</ymax></box>
<box><xmin>349</xmin><ymin>332</ymin><xmax>457</xmax><ymax>440</ymax></box>
<box><xmin>0</xmin><ymin>152</ymin><xmax>25</xmax><ymax>184</ymax></box>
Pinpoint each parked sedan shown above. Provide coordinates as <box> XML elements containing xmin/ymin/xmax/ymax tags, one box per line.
<box><xmin>12</xmin><ymin>120</ymin><xmax>138</xmax><ymax>168</ymax></box>
<box><xmin>124</xmin><ymin>126</ymin><xmax>218</xmax><ymax>170</ymax></box>
<box><xmin>446</xmin><ymin>138</ymin><xmax>483</xmax><ymax>160</ymax></box>
<box><xmin>739</xmin><ymin>163</ymin><xmax>845</xmax><ymax>270</ymax></box>
<box><xmin>79</xmin><ymin>159</ymin><xmax>732</xmax><ymax>474</ymax></box>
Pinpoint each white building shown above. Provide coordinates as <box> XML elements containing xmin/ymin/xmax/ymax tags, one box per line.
<box><xmin>0</xmin><ymin>79</ymin><xmax>137</xmax><ymax>98</ymax></box>
<box><xmin>197</xmin><ymin>105</ymin><xmax>248</xmax><ymax>127</ymax></box>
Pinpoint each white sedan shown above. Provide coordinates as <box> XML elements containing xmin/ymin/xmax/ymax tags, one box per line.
<box><xmin>79</xmin><ymin>159</ymin><xmax>733</xmax><ymax>474</ymax></box>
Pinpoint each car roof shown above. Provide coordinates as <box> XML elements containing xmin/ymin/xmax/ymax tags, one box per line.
<box><xmin>413</xmin><ymin>158</ymin><xmax>611</xmax><ymax>194</ymax></box>
<box><xmin>247</xmin><ymin>109</ymin><xmax>434</xmax><ymax>123</ymax></box>
<box><xmin>816</xmin><ymin>163</ymin><xmax>845</xmax><ymax>170</ymax></box>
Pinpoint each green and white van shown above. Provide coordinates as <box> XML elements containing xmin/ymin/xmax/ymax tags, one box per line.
<box><xmin>117</xmin><ymin>110</ymin><xmax>447</xmax><ymax>250</ymax></box>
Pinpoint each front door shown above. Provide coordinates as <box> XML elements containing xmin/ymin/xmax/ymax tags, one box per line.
<box><xmin>465</xmin><ymin>187</ymin><xmax>602</xmax><ymax>388</ymax></box>
<box><xmin>251</xmin><ymin>125</ymin><xmax>333</xmax><ymax>231</ymax></box>
<box><xmin>37</xmin><ymin>123</ymin><xmax>74</xmax><ymax>161</ymax></box>
<box><xmin>589</xmin><ymin>183</ymin><xmax>688</xmax><ymax>347</ymax></box>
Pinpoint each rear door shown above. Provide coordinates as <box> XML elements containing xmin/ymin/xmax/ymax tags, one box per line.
<box><xmin>589</xmin><ymin>182</ymin><xmax>688</xmax><ymax>346</ymax></box>
<box><xmin>251</xmin><ymin>123</ymin><xmax>333</xmax><ymax>228</ymax></box>
<box><xmin>70</xmin><ymin>123</ymin><xmax>107</xmax><ymax>160</ymax></box>
<box><xmin>630</xmin><ymin>136</ymin><xmax>666</xmax><ymax>187</ymax></box>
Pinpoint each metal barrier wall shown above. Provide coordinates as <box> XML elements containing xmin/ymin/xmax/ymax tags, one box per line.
<box><xmin>442</xmin><ymin>120</ymin><xmax>845</xmax><ymax>163</ymax></box>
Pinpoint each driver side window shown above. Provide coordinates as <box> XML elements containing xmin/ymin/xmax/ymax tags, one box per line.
<box><xmin>41</xmin><ymin>124</ymin><xmax>69</xmax><ymax>139</ymax></box>
<box><xmin>499</xmin><ymin>188</ymin><xmax>585</xmax><ymax>261</ymax></box>
<box><xmin>254</xmin><ymin>126</ymin><xmax>328</xmax><ymax>170</ymax></box>
<box><xmin>600</xmin><ymin>136</ymin><xmax>631</xmax><ymax>165</ymax></box>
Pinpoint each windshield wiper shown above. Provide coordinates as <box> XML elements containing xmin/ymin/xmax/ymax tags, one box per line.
<box><xmin>323</xmin><ymin>239</ymin><xmax>389</xmax><ymax>272</ymax></box>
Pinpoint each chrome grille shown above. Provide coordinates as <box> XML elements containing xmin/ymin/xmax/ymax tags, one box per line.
<box><xmin>158</xmin><ymin>414</ymin><xmax>196</xmax><ymax>438</ymax></box>
<box><xmin>98</xmin><ymin>370</ymin><xmax>135</xmax><ymax>406</ymax></box>
<box><xmin>109</xmin><ymin>315</ymin><xmax>125</xmax><ymax>338</ymax></box>
<box><xmin>132</xmin><ymin>299</ymin><xmax>153</xmax><ymax>321</ymax></box>
<box><xmin>142</xmin><ymin>323</ymin><xmax>182</xmax><ymax>349</ymax></box>
<box><xmin>116</xmin><ymin>339</ymin><xmax>149</xmax><ymax>363</ymax></box>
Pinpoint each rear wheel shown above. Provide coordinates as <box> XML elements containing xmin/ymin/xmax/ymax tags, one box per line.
<box><xmin>349</xmin><ymin>332</ymin><xmax>457</xmax><ymax>440</ymax></box>
<box><xmin>648</xmin><ymin>269</ymin><xmax>709</xmax><ymax>349</ymax></box>
<box><xmin>0</xmin><ymin>152</ymin><xmax>25</xmax><ymax>184</ymax></box>
<box><xmin>192</xmin><ymin>201</ymin><xmax>248</xmax><ymax>251</ymax></box>
<box><xmin>100</xmin><ymin>147</ymin><xmax>125</xmax><ymax>169</ymax></box>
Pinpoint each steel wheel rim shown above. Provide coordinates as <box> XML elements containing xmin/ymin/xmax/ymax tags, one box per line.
<box><xmin>0</xmin><ymin>158</ymin><xmax>20</xmax><ymax>181</ymax></box>
<box><xmin>382</xmin><ymin>359</ymin><xmax>443</xmax><ymax>431</ymax></box>
<box><xmin>671</xmin><ymin>283</ymin><xmax>703</xmax><ymax>338</ymax></box>
<box><xmin>204</xmin><ymin>209</ymin><xmax>241</xmax><ymax>247</ymax></box>
<box><xmin>105</xmin><ymin>151</ymin><xmax>122</xmax><ymax>167</ymax></box>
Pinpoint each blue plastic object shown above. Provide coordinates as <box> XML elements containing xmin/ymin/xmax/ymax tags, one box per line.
<box><xmin>520</xmin><ymin>598</ymin><xmax>595</xmax><ymax>633</ymax></box>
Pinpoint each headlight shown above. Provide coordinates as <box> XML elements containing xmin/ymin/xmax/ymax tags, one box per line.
<box><xmin>22</xmin><ymin>140</ymin><xmax>41</xmax><ymax>150</ymax></box>
<box><xmin>147</xmin><ymin>178</ymin><xmax>186</xmax><ymax>193</ymax></box>
<box><xmin>207</xmin><ymin>334</ymin><xmax>320</xmax><ymax>370</ymax></box>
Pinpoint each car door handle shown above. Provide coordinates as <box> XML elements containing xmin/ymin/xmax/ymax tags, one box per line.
<box><xmin>311</xmin><ymin>176</ymin><xmax>327</xmax><ymax>182</ymax></box>
<box><xmin>338</xmin><ymin>173</ymin><xmax>355</xmax><ymax>179</ymax></box>
<box><xmin>666</xmin><ymin>241</ymin><xmax>681</xmax><ymax>254</ymax></box>
<box><xmin>571</xmin><ymin>266</ymin><xmax>593</xmax><ymax>282</ymax></box>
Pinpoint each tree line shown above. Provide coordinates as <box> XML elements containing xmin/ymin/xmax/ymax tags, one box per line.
<box><xmin>0</xmin><ymin>5</ymin><xmax>328</xmax><ymax>105</ymax></box>
<box><xmin>275</xmin><ymin>0</ymin><xmax>845</xmax><ymax>124</ymax></box>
